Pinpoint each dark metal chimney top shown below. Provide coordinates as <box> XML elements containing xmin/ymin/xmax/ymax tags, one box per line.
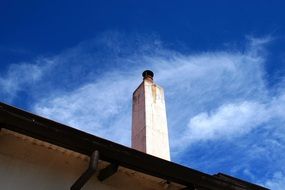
<box><xmin>142</xmin><ymin>70</ymin><xmax>154</xmax><ymax>81</ymax></box>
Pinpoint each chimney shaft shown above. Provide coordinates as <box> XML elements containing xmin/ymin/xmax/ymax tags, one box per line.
<box><xmin>132</xmin><ymin>70</ymin><xmax>170</xmax><ymax>160</ymax></box>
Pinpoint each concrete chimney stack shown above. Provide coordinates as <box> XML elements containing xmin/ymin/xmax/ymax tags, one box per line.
<box><xmin>132</xmin><ymin>70</ymin><xmax>170</xmax><ymax>161</ymax></box>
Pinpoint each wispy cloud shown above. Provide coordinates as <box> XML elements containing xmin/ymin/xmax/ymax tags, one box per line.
<box><xmin>176</xmin><ymin>91</ymin><xmax>285</xmax><ymax>148</ymax></box>
<box><xmin>184</xmin><ymin>101</ymin><xmax>269</xmax><ymax>142</ymax></box>
<box><xmin>264</xmin><ymin>171</ymin><xmax>285</xmax><ymax>190</ymax></box>
<box><xmin>34</xmin><ymin>71</ymin><xmax>139</xmax><ymax>144</ymax></box>
<box><xmin>0</xmin><ymin>62</ymin><xmax>46</xmax><ymax>101</ymax></box>
<box><xmin>0</xmin><ymin>33</ymin><xmax>283</xmax><ymax>188</ymax></box>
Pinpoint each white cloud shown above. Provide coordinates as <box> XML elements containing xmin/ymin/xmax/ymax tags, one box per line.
<box><xmin>27</xmin><ymin>36</ymin><xmax>275</xmax><ymax>148</ymax></box>
<box><xmin>270</xmin><ymin>92</ymin><xmax>285</xmax><ymax>119</ymax></box>
<box><xmin>184</xmin><ymin>101</ymin><xmax>269</xmax><ymax>142</ymax></box>
<box><xmin>2</xmin><ymin>34</ymin><xmax>285</xmax><ymax>188</ymax></box>
<box><xmin>0</xmin><ymin>58</ymin><xmax>54</xmax><ymax>102</ymax></box>
<box><xmin>0</xmin><ymin>63</ymin><xmax>41</xmax><ymax>94</ymax></box>
<box><xmin>174</xmin><ymin>88</ymin><xmax>285</xmax><ymax>150</ymax></box>
<box><xmin>34</xmin><ymin>71</ymin><xmax>140</xmax><ymax>145</ymax></box>
<box><xmin>264</xmin><ymin>172</ymin><xmax>285</xmax><ymax>190</ymax></box>
<box><xmin>1</xmin><ymin>35</ymin><xmax>280</xmax><ymax>150</ymax></box>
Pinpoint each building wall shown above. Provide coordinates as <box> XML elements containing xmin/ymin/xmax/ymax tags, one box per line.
<box><xmin>0</xmin><ymin>129</ymin><xmax>182</xmax><ymax>190</ymax></box>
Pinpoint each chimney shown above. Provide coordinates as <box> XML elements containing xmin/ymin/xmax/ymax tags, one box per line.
<box><xmin>132</xmin><ymin>70</ymin><xmax>171</xmax><ymax>160</ymax></box>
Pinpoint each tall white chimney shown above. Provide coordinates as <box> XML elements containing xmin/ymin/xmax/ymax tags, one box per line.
<box><xmin>132</xmin><ymin>70</ymin><xmax>170</xmax><ymax>161</ymax></box>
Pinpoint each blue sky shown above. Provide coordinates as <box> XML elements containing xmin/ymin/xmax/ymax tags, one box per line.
<box><xmin>1</xmin><ymin>1</ymin><xmax>285</xmax><ymax>189</ymax></box>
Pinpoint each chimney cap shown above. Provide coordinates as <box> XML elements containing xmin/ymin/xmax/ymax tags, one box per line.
<box><xmin>142</xmin><ymin>70</ymin><xmax>154</xmax><ymax>80</ymax></box>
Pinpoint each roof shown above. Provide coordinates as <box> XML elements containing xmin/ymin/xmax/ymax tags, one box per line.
<box><xmin>0</xmin><ymin>102</ymin><xmax>269</xmax><ymax>190</ymax></box>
